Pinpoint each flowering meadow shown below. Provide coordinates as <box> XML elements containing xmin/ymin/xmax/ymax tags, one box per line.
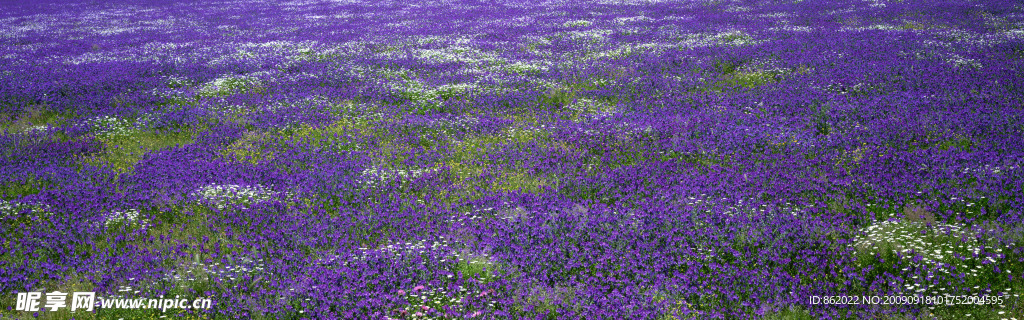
<box><xmin>1</xmin><ymin>0</ymin><xmax>1023</xmax><ymax>319</ymax></box>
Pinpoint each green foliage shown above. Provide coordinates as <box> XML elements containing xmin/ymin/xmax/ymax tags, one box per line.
<box><xmin>758</xmin><ymin>306</ymin><xmax>816</xmax><ymax>320</ymax></box>
<box><xmin>197</xmin><ymin>76</ymin><xmax>265</xmax><ymax>98</ymax></box>
<box><xmin>0</xmin><ymin>105</ymin><xmax>66</xmax><ymax>133</ymax></box>
<box><xmin>82</xmin><ymin>127</ymin><xmax>197</xmax><ymax>174</ymax></box>
<box><xmin>221</xmin><ymin>130</ymin><xmax>274</xmax><ymax>164</ymax></box>
<box><xmin>0</xmin><ymin>175</ymin><xmax>53</xmax><ymax>199</ymax></box>
<box><xmin>712</xmin><ymin>59</ymin><xmax>743</xmax><ymax>75</ymax></box>
<box><xmin>723</xmin><ymin>71</ymin><xmax>777</xmax><ymax>88</ymax></box>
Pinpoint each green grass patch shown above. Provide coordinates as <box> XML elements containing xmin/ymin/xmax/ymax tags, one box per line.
<box><xmin>504</xmin><ymin>62</ymin><xmax>549</xmax><ymax>76</ymax></box>
<box><xmin>80</xmin><ymin>127</ymin><xmax>198</xmax><ymax>174</ymax></box>
<box><xmin>390</xmin><ymin>82</ymin><xmax>478</xmax><ymax>115</ymax></box>
<box><xmin>239</xmin><ymin>100</ymin><xmax>385</xmax><ymax>162</ymax></box>
<box><xmin>221</xmin><ymin>130</ymin><xmax>274</xmax><ymax>165</ymax></box>
<box><xmin>758</xmin><ymin>306</ymin><xmax>816</xmax><ymax>320</ymax></box>
<box><xmin>698</xmin><ymin>70</ymin><xmax>784</xmax><ymax>93</ymax></box>
<box><xmin>0</xmin><ymin>105</ymin><xmax>67</xmax><ymax>133</ymax></box>
<box><xmin>898</xmin><ymin>20</ymin><xmax>927</xmax><ymax>30</ymax></box>
<box><xmin>653</xmin><ymin>291</ymin><xmax>697</xmax><ymax>320</ymax></box>
<box><xmin>197</xmin><ymin>75</ymin><xmax>265</xmax><ymax>98</ymax></box>
<box><xmin>723</xmin><ymin>71</ymin><xmax>778</xmax><ymax>88</ymax></box>
<box><xmin>0</xmin><ymin>273</ymin><xmax>105</xmax><ymax>320</ymax></box>
<box><xmin>369</xmin><ymin>126</ymin><xmax>561</xmax><ymax>207</ymax></box>
<box><xmin>935</xmin><ymin>133</ymin><xmax>975</xmax><ymax>152</ymax></box>
<box><xmin>0</xmin><ymin>175</ymin><xmax>55</xmax><ymax>199</ymax></box>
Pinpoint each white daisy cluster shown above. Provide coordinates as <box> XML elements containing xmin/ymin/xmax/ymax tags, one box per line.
<box><xmin>677</xmin><ymin>30</ymin><xmax>761</xmax><ymax>48</ymax></box>
<box><xmin>426</xmin><ymin>115</ymin><xmax>479</xmax><ymax>132</ymax></box>
<box><xmin>672</xmin><ymin>195</ymin><xmax>825</xmax><ymax>262</ymax></box>
<box><xmin>678</xmin><ymin>194</ymin><xmax>815</xmax><ymax>220</ymax></box>
<box><xmin>147</xmin><ymin>85</ymin><xmax>192</xmax><ymax>103</ymax></box>
<box><xmin>197</xmin><ymin>74</ymin><xmax>262</xmax><ymax>97</ymax></box>
<box><xmin>824</xmin><ymin>82</ymin><xmax>884</xmax><ymax>96</ymax></box>
<box><xmin>737</xmin><ymin>58</ymin><xmax>788</xmax><ymax>74</ymax></box>
<box><xmin>394</xmin><ymin>81</ymin><xmax>482</xmax><ymax>108</ymax></box>
<box><xmin>587</xmin><ymin>42</ymin><xmax>671</xmax><ymax>60</ymax></box>
<box><xmin>22</xmin><ymin>125</ymin><xmax>51</xmax><ymax>134</ymax></box>
<box><xmin>358</xmin><ymin>167</ymin><xmax>437</xmax><ymax>188</ymax></box>
<box><xmin>961</xmin><ymin>163</ymin><xmax>1020</xmax><ymax>175</ymax></box>
<box><xmin>564</xmin><ymin>29</ymin><xmax>613</xmax><ymax>43</ymax></box>
<box><xmin>945</xmin><ymin>53</ymin><xmax>983</xmax><ymax>69</ymax></box>
<box><xmin>100</xmin><ymin>209</ymin><xmax>150</xmax><ymax>231</ymax></box>
<box><xmin>757</xmin><ymin>12</ymin><xmax>796</xmax><ymax>19</ymax></box>
<box><xmin>164</xmin><ymin>75</ymin><xmax>191</xmax><ymax>89</ymax></box>
<box><xmin>0</xmin><ymin>199</ymin><xmax>51</xmax><ymax>218</ymax></box>
<box><xmin>896</xmin><ymin>257</ymin><xmax>1018</xmax><ymax>299</ymax></box>
<box><xmin>110</xmin><ymin>257</ymin><xmax>267</xmax><ymax>299</ymax></box>
<box><xmin>841</xmin><ymin>24</ymin><xmax>903</xmax><ymax>32</ymax></box>
<box><xmin>931</xmin><ymin>28</ymin><xmax>989</xmax><ymax>45</ymax></box>
<box><xmin>567</xmin><ymin>98</ymin><xmax>617</xmax><ymax>122</ymax></box>
<box><xmin>113</xmin><ymin>284</ymin><xmax>142</xmax><ymax>298</ymax></box>
<box><xmin>902</xmin><ymin>48</ymin><xmax>943</xmax><ymax>63</ymax></box>
<box><xmin>388</xmin><ymin>282</ymin><xmax>499</xmax><ymax>320</ymax></box>
<box><xmin>411</xmin><ymin>45</ymin><xmax>501</xmax><ymax>65</ymax></box>
<box><xmin>772</xmin><ymin>25</ymin><xmax>814</xmax><ymax>33</ymax></box>
<box><xmin>613</xmin><ymin>16</ymin><xmax>653</xmax><ymax>25</ymax></box>
<box><xmin>163</xmin><ymin>257</ymin><xmax>266</xmax><ymax>283</ymax></box>
<box><xmin>316</xmin><ymin>239</ymin><xmax>459</xmax><ymax>267</ymax></box>
<box><xmin>444</xmin><ymin>203</ymin><xmax>522</xmax><ymax>225</ymax></box>
<box><xmin>59</xmin><ymin>49</ymin><xmax>129</xmax><ymax>66</ymax></box>
<box><xmin>88</xmin><ymin>115</ymin><xmax>137</xmax><ymax>137</ymax></box>
<box><xmin>190</xmin><ymin>183</ymin><xmax>285</xmax><ymax>209</ymax></box>
<box><xmin>851</xmin><ymin>220</ymin><xmax>1007</xmax><ymax>269</ymax></box>
<box><xmin>1004</xmin><ymin>26</ymin><xmax>1024</xmax><ymax>38</ymax></box>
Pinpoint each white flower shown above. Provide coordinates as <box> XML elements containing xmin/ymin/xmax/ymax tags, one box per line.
<box><xmin>0</xmin><ymin>199</ymin><xmax>51</xmax><ymax>217</ymax></box>
<box><xmin>89</xmin><ymin>116</ymin><xmax>137</xmax><ymax>137</ymax></box>
<box><xmin>198</xmin><ymin>75</ymin><xmax>261</xmax><ymax>97</ymax></box>
<box><xmin>101</xmin><ymin>209</ymin><xmax>150</xmax><ymax>231</ymax></box>
<box><xmin>190</xmin><ymin>183</ymin><xmax>285</xmax><ymax>209</ymax></box>
<box><xmin>358</xmin><ymin>167</ymin><xmax>436</xmax><ymax>188</ymax></box>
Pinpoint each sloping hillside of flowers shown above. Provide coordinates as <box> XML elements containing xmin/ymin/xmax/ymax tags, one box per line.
<box><xmin>1</xmin><ymin>0</ymin><xmax>1023</xmax><ymax>319</ymax></box>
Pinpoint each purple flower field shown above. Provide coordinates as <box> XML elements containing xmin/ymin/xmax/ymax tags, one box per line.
<box><xmin>1</xmin><ymin>0</ymin><xmax>1023</xmax><ymax>319</ymax></box>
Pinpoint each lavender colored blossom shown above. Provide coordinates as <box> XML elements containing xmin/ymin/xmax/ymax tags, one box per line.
<box><xmin>2</xmin><ymin>0</ymin><xmax>1023</xmax><ymax>319</ymax></box>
